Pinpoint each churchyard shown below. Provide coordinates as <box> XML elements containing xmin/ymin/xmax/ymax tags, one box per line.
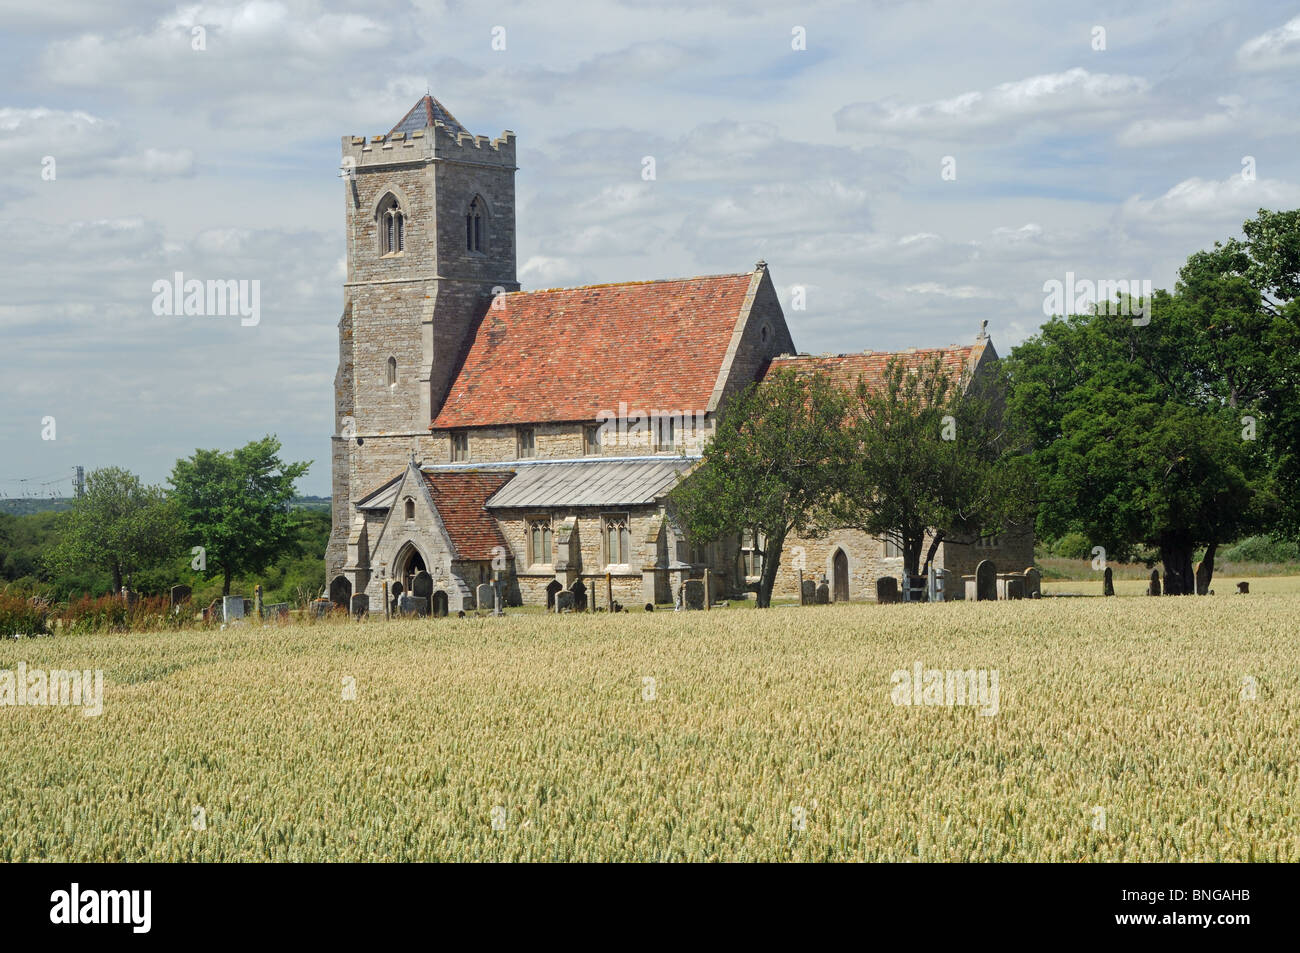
<box><xmin>1</xmin><ymin>591</ymin><xmax>1295</xmax><ymax>862</ymax></box>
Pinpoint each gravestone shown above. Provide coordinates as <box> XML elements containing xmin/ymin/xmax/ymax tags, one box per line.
<box><xmin>350</xmin><ymin>593</ymin><xmax>369</xmax><ymax>619</ymax></box>
<box><xmin>1194</xmin><ymin>560</ymin><xmax>1211</xmax><ymax>596</ymax></box>
<box><xmin>263</xmin><ymin>602</ymin><xmax>290</xmax><ymax>620</ymax></box>
<box><xmin>310</xmin><ymin>598</ymin><xmax>332</xmax><ymax>618</ymax></box>
<box><xmin>398</xmin><ymin>595</ymin><xmax>426</xmax><ymax>617</ymax></box>
<box><xmin>975</xmin><ymin>560</ymin><xmax>997</xmax><ymax>601</ymax></box>
<box><xmin>1237</xmin><ymin>581</ymin><xmax>1249</xmax><ymax>594</ymax></box>
<box><xmin>962</xmin><ymin>575</ymin><xmax>977</xmax><ymax>600</ymax></box>
<box><xmin>571</xmin><ymin>580</ymin><xmax>588</xmax><ymax>612</ymax></box>
<box><xmin>683</xmin><ymin>579</ymin><xmax>705</xmax><ymax>610</ymax></box>
<box><xmin>814</xmin><ymin>579</ymin><xmax>830</xmax><ymax>605</ymax></box>
<box><xmin>170</xmin><ymin>585</ymin><xmax>192</xmax><ymax>608</ymax></box>
<box><xmin>876</xmin><ymin>576</ymin><xmax>899</xmax><ymax>605</ymax></box>
<box><xmin>222</xmin><ymin>596</ymin><xmax>245</xmax><ymax>622</ymax></box>
<box><xmin>801</xmin><ymin>579</ymin><xmax>816</xmax><ymax>605</ymax></box>
<box><xmin>1002</xmin><ymin>576</ymin><xmax>1025</xmax><ymax>600</ymax></box>
<box><xmin>411</xmin><ymin>571</ymin><xmax>433</xmax><ymax>606</ymax></box>
<box><xmin>432</xmin><ymin>591</ymin><xmax>449</xmax><ymax>617</ymax></box>
<box><xmin>1103</xmin><ymin>567</ymin><xmax>1115</xmax><ymax>596</ymax></box>
<box><xmin>1022</xmin><ymin>567</ymin><xmax>1041</xmax><ymax>599</ymax></box>
<box><xmin>1147</xmin><ymin>569</ymin><xmax>1161</xmax><ymax>596</ymax></box>
<box><xmin>555</xmin><ymin>590</ymin><xmax>575</xmax><ymax>612</ymax></box>
<box><xmin>475</xmin><ymin>583</ymin><xmax>494</xmax><ymax>611</ymax></box>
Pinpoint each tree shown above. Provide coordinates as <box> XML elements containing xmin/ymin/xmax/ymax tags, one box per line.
<box><xmin>45</xmin><ymin>467</ymin><xmax>181</xmax><ymax>592</ymax></box>
<box><xmin>829</xmin><ymin>355</ymin><xmax>1034</xmax><ymax>580</ymax></box>
<box><xmin>1005</xmin><ymin>210</ymin><xmax>1294</xmax><ymax>593</ymax></box>
<box><xmin>668</xmin><ymin>370</ymin><xmax>849</xmax><ymax>608</ymax></box>
<box><xmin>169</xmin><ymin>436</ymin><xmax>310</xmax><ymax>595</ymax></box>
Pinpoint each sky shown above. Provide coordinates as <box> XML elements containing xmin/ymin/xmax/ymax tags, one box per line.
<box><xmin>1</xmin><ymin>0</ymin><xmax>1298</xmax><ymax>496</ymax></box>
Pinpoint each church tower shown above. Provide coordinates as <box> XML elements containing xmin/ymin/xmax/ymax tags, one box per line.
<box><xmin>326</xmin><ymin>96</ymin><xmax>518</xmax><ymax>592</ymax></box>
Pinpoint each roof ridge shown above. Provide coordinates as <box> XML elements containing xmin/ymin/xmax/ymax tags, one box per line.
<box><xmin>507</xmin><ymin>272</ymin><xmax>753</xmax><ymax>296</ymax></box>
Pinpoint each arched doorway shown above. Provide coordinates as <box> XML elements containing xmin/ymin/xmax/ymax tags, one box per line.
<box><xmin>545</xmin><ymin>580</ymin><xmax>563</xmax><ymax>610</ymax></box>
<box><xmin>832</xmin><ymin>549</ymin><xmax>850</xmax><ymax>603</ymax></box>
<box><xmin>395</xmin><ymin>544</ymin><xmax>427</xmax><ymax>597</ymax></box>
<box><xmin>329</xmin><ymin>575</ymin><xmax>352</xmax><ymax>608</ymax></box>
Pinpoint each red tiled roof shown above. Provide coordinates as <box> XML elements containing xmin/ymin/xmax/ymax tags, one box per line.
<box><xmin>764</xmin><ymin>341</ymin><xmax>986</xmax><ymax>394</ymax></box>
<box><xmin>432</xmin><ymin>273</ymin><xmax>755</xmax><ymax>429</ymax></box>
<box><xmin>421</xmin><ymin>470</ymin><xmax>515</xmax><ymax>561</ymax></box>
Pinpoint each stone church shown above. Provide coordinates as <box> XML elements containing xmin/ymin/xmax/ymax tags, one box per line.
<box><xmin>325</xmin><ymin>95</ymin><xmax>1031</xmax><ymax>614</ymax></box>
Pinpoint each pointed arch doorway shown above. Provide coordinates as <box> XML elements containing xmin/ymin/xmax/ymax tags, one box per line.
<box><xmin>832</xmin><ymin>549</ymin><xmax>850</xmax><ymax>603</ymax></box>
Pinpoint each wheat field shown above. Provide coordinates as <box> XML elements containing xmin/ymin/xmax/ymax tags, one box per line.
<box><xmin>1</xmin><ymin>593</ymin><xmax>1296</xmax><ymax>862</ymax></box>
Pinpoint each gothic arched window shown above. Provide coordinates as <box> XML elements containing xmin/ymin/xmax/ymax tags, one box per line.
<box><xmin>378</xmin><ymin>194</ymin><xmax>405</xmax><ymax>256</ymax></box>
<box><xmin>386</xmin><ymin>356</ymin><xmax>397</xmax><ymax>387</ymax></box>
<box><xmin>466</xmin><ymin>196</ymin><xmax>485</xmax><ymax>253</ymax></box>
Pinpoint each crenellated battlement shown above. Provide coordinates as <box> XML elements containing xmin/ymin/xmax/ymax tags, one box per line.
<box><xmin>340</xmin><ymin>129</ymin><xmax>517</xmax><ymax>170</ymax></box>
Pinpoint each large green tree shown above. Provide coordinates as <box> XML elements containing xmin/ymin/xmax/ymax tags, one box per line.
<box><xmin>1006</xmin><ymin>208</ymin><xmax>1298</xmax><ymax>592</ymax></box>
<box><xmin>44</xmin><ymin>467</ymin><xmax>181</xmax><ymax>592</ymax></box>
<box><xmin>668</xmin><ymin>370</ymin><xmax>850</xmax><ymax>608</ymax></box>
<box><xmin>829</xmin><ymin>355</ymin><xmax>1034</xmax><ymax>580</ymax></box>
<box><xmin>169</xmin><ymin>436</ymin><xmax>310</xmax><ymax>595</ymax></box>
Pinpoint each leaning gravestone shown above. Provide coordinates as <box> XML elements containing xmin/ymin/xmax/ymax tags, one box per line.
<box><xmin>683</xmin><ymin>579</ymin><xmax>705</xmax><ymax>610</ymax></box>
<box><xmin>1103</xmin><ymin>567</ymin><xmax>1115</xmax><ymax>596</ymax></box>
<box><xmin>222</xmin><ymin>596</ymin><xmax>245</xmax><ymax>622</ymax></box>
<box><xmin>555</xmin><ymin>590</ymin><xmax>575</xmax><ymax>612</ymax></box>
<box><xmin>1022</xmin><ymin>567</ymin><xmax>1041</xmax><ymax>599</ymax></box>
<box><xmin>876</xmin><ymin>576</ymin><xmax>899</xmax><ymax>605</ymax></box>
<box><xmin>170</xmin><ymin>584</ymin><xmax>192</xmax><ymax>608</ymax></box>
<box><xmin>975</xmin><ymin>560</ymin><xmax>997</xmax><ymax>601</ymax></box>
<box><xmin>350</xmin><ymin>593</ymin><xmax>369</xmax><ymax>619</ymax></box>
<box><xmin>1147</xmin><ymin>569</ymin><xmax>1161</xmax><ymax>596</ymax></box>
<box><xmin>801</xmin><ymin>579</ymin><xmax>817</xmax><ymax>605</ymax></box>
<box><xmin>814</xmin><ymin>580</ymin><xmax>830</xmax><ymax>605</ymax></box>
<box><xmin>398</xmin><ymin>595</ymin><xmax>427</xmax><ymax>617</ymax></box>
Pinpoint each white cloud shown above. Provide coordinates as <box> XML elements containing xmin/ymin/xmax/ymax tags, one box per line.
<box><xmin>1119</xmin><ymin>175</ymin><xmax>1300</xmax><ymax>222</ymax></box>
<box><xmin>1237</xmin><ymin>15</ymin><xmax>1300</xmax><ymax>70</ymax></box>
<box><xmin>835</xmin><ymin>68</ymin><xmax>1149</xmax><ymax>135</ymax></box>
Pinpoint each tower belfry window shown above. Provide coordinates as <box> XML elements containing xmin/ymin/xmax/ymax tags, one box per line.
<box><xmin>466</xmin><ymin>197</ymin><xmax>484</xmax><ymax>252</ymax></box>
<box><xmin>378</xmin><ymin>194</ymin><xmax>404</xmax><ymax>256</ymax></box>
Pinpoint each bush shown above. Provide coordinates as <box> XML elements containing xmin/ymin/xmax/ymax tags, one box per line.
<box><xmin>1053</xmin><ymin>532</ymin><xmax>1092</xmax><ymax>561</ymax></box>
<box><xmin>1220</xmin><ymin>536</ymin><xmax>1300</xmax><ymax>564</ymax></box>
<box><xmin>0</xmin><ymin>592</ymin><xmax>50</xmax><ymax>637</ymax></box>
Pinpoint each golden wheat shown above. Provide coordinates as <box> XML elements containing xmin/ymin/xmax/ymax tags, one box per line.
<box><xmin>0</xmin><ymin>593</ymin><xmax>1296</xmax><ymax>861</ymax></box>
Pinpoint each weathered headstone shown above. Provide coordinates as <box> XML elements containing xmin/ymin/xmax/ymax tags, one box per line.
<box><xmin>475</xmin><ymin>583</ymin><xmax>493</xmax><ymax>611</ymax></box>
<box><xmin>571</xmin><ymin>580</ymin><xmax>588</xmax><ymax>612</ymax></box>
<box><xmin>683</xmin><ymin>579</ymin><xmax>705</xmax><ymax>610</ymax></box>
<box><xmin>975</xmin><ymin>560</ymin><xmax>996</xmax><ymax>601</ymax></box>
<box><xmin>432</xmin><ymin>591</ymin><xmax>449</xmax><ymax>617</ymax></box>
<box><xmin>170</xmin><ymin>584</ymin><xmax>192</xmax><ymax>608</ymax></box>
<box><xmin>876</xmin><ymin>576</ymin><xmax>899</xmax><ymax>604</ymax></box>
<box><xmin>1002</xmin><ymin>576</ymin><xmax>1025</xmax><ymax>600</ymax></box>
<box><xmin>1194</xmin><ymin>560</ymin><xmax>1211</xmax><ymax>596</ymax></box>
<box><xmin>398</xmin><ymin>595</ymin><xmax>426</xmax><ymax>617</ymax></box>
<box><xmin>222</xmin><ymin>596</ymin><xmax>245</xmax><ymax>622</ymax></box>
<box><xmin>1022</xmin><ymin>567</ymin><xmax>1041</xmax><ymax>599</ymax></box>
<box><xmin>962</xmin><ymin>575</ymin><xmax>977</xmax><ymax>600</ymax></box>
<box><xmin>310</xmin><ymin>598</ymin><xmax>332</xmax><ymax>618</ymax></box>
<box><xmin>350</xmin><ymin>593</ymin><xmax>369</xmax><ymax>619</ymax></box>
<box><xmin>263</xmin><ymin>602</ymin><xmax>290</xmax><ymax>620</ymax></box>
<box><xmin>1237</xmin><ymin>581</ymin><xmax>1249</xmax><ymax>594</ymax></box>
<box><xmin>801</xmin><ymin>579</ymin><xmax>816</xmax><ymax>605</ymax></box>
<box><xmin>555</xmin><ymin>590</ymin><xmax>575</xmax><ymax>612</ymax></box>
<box><xmin>411</xmin><ymin>571</ymin><xmax>432</xmax><ymax>604</ymax></box>
<box><xmin>1103</xmin><ymin>566</ymin><xmax>1115</xmax><ymax>596</ymax></box>
<box><xmin>815</xmin><ymin>578</ymin><xmax>830</xmax><ymax>605</ymax></box>
<box><xmin>1147</xmin><ymin>569</ymin><xmax>1161</xmax><ymax>596</ymax></box>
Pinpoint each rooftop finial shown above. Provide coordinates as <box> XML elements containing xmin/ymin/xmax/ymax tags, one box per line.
<box><xmin>976</xmin><ymin>319</ymin><xmax>989</xmax><ymax>340</ymax></box>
